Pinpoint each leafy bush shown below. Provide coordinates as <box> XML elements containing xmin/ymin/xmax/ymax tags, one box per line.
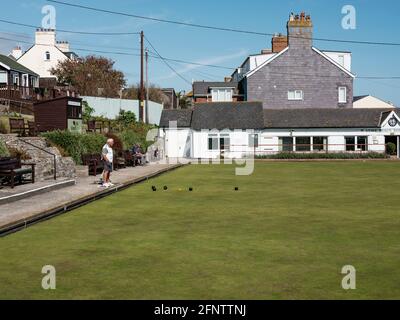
<box><xmin>42</xmin><ymin>130</ymin><xmax>106</xmax><ymax>164</ymax></box>
<box><xmin>82</xmin><ymin>100</ymin><xmax>95</xmax><ymax>122</ymax></box>
<box><xmin>255</xmin><ymin>152</ymin><xmax>389</xmax><ymax>160</ymax></box>
<box><xmin>386</xmin><ymin>142</ymin><xmax>397</xmax><ymax>155</ymax></box>
<box><xmin>119</xmin><ymin>130</ymin><xmax>142</xmax><ymax>150</ymax></box>
<box><xmin>116</xmin><ymin>109</ymin><xmax>137</xmax><ymax>129</ymax></box>
<box><xmin>0</xmin><ymin>139</ymin><xmax>10</xmax><ymax>157</ymax></box>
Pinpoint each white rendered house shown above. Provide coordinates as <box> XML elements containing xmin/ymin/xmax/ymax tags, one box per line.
<box><xmin>16</xmin><ymin>28</ymin><xmax>77</xmax><ymax>84</ymax></box>
<box><xmin>353</xmin><ymin>95</ymin><xmax>396</xmax><ymax>109</ymax></box>
<box><xmin>160</xmin><ymin>103</ymin><xmax>400</xmax><ymax>159</ymax></box>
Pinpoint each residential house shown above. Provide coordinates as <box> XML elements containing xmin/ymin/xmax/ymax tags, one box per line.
<box><xmin>160</xmin><ymin>103</ymin><xmax>400</xmax><ymax>159</ymax></box>
<box><xmin>353</xmin><ymin>95</ymin><xmax>396</xmax><ymax>109</ymax></box>
<box><xmin>231</xmin><ymin>12</ymin><xmax>355</xmax><ymax>108</ymax></box>
<box><xmin>192</xmin><ymin>80</ymin><xmax>244</xmax><ymax>103</ymax></box>
<box><xmin>0</xmin><ymin>54</ymin><xmax>39</xmax><ymax>88</ymax></box>
<box><xmin>15</xmin><ymin>28</ymin><xmax>78</xmax><ymax>87</ymax></box>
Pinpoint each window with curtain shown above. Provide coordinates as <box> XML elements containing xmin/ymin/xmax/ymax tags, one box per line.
<box><xmin>288</xmin><ymin>90</ymin><xmax>303</xmax><ymax>100</ymax></box>
<box><xmin>220</xmin><ymin>134</ymin><xmax>230</xmax><ymax>151</ymax></box>
<box><xmin>208</xmin><ymin>134</ymin><xmax>219</xmax><ymax>150</ymax></box>
<box><xmin>211</xmin><ymin>88</ymin><xmax>233</xmax><ymax>102</ymax></box>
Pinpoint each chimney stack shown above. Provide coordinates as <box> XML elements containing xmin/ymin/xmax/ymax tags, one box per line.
<box><xmin>56</xmin><ymin>41</ymin><xmax>70</xmax><ymax>53</ymax></box>
<box><xmin>35</xmin><ymin>28</ymin><xmax>56</xmax><ymax>46</ymax></box>
<box><xmin>271</xmin><ymin>33</ymin><xmax>288</xmax><ymax>53</ymax></box>
<box><xmin>11</xmin><ymin>46</ymin><xmax>23</xmax><ymax>60</ymax></box>
<box><xmin>287</xmin><ymin>12</ymin><xmax>313</xmax><ymax>50</ymax></box>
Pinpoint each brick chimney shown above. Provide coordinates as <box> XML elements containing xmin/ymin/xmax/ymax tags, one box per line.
<box><xmin>271</xmin><ymin>33</ymin><xmax>288</xmax><ymax>53</ymax></box>
<box><xmin>287</xmin><ymin>12</ymin><xmax>313</xmax><ymax>50</ymax></box>
<box><xmin>11</xmin><ymin>46</ymin><xmax>23</xmax><ymax>60</ymax></box>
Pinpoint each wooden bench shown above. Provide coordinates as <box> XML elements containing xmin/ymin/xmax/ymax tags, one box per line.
<box><xmin>123</xmin><ymin>150</ymin><xmax>136</xmax><ymax>167</ymax></box>
<box><xmin>81</xmin><ymin>154</ymin><xmax>103</xmax><ymax>176</ymax></box>
<box><xmin>0</xmin><ymin>157</ymin><xmax>35</xmax><ymax>188</ymax></box>
<box><xmin>9</xmin><ymin>118</ymin><xmax>26</xmax><ymax>136</ymax></box>
<box><xmin>113</xmin><ymin>151</ymin><xmax>126</xmax><ymax>170</ymax></box>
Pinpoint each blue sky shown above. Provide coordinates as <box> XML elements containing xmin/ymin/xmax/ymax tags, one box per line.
<box><xmin>1</xmin><ymin>0</ymin><xmax>399</xmax><ymax>105</ymax></box>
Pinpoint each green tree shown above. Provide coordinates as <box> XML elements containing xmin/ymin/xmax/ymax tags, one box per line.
<box><xmin>82</xmin><ymin>101</ymin><xmax>95</xmax><ymax>122</ymax></box>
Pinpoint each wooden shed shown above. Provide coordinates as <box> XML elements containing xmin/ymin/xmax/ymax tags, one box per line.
<box><xmin>34</xmin><ymin>96</ymin><xmax>83</xmax><ymax>133</ymax></box>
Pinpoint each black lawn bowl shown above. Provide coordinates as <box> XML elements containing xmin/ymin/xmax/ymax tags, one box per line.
<box><xmin>151</xmin><ymin>186</ymin><xmax>157</xmax><ymax>191</ymax></box>
<box><xmin>163</xmin><ymin>186</ymin><xmax>168</xmax><ymax>190</ymax></box>
<box><xmin>235</xmin><ymin>187</ymin><xmax>239</xmax><ymax>191</ymax></box>
<box><xmin>189</xmin><ymin>187</ymin><xmax>193</xmax><ymax>192</ymax></box>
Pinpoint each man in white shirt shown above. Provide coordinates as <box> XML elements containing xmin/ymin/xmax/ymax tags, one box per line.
<box><xmin>101</xmin><ymin>138</ymin><xmax>114</xmax><ymax>188</ymax></box>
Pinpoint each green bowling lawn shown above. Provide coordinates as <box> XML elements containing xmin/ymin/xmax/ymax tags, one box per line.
<box><xmin>1</xmin><ymin>161</ymin><xmax>400</xmax><ymax>299</ymax></box>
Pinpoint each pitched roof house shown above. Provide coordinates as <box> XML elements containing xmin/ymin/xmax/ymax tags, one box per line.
<box><xmin>15</xmin><ymin>28</ymin><xmax>78</xmax><ymax>87</ymax></box>
<box><xmin>353</xmin><ymin>95</ymin><xmax>396</xmax><ymax>109</ymax></box>
<box><xmin>0</xmin><ymin>53</ymin><xmax>39</xmax><ymax>88</ymax></box>
<box><xmin>160</xmin><ymin>103</ymin><xmax>400</xmax><ymax>159</ymax></box>
<box><xmin>234</xmin><ymin>12</ymin><xmax>355</xmax><ymax>109</ymax></box>
<box><xmin>192</xmin><ymin>80</ymin><xmax>243</xmax><ymax>103</ymax></box>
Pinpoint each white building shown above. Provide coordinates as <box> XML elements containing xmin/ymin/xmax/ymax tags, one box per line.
<box><xmin>15</xmin><ymin>28</ymin><xmax>77</xmax><ymax>84</ymax></box>
<box><xmin>160</xmin><ymin>103</ymin><xmax>400</xmax><ymax>159</ymax></box>
<box><xmin>353</xmin><ymin>95</ymin><xmax>396</xmax><ymax>109</ymax></box>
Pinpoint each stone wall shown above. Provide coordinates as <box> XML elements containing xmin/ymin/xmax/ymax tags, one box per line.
<box><xmin>0</xmin><ymin>134</ymin><xmax>76</xmax><ymax>181</ymax></box>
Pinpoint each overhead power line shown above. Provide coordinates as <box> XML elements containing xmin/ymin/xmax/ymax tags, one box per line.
<box><xmin>1</xmin><ymin>35</ymin><xmax>399</xmax><ymax>81</ymax></box>
<box><xmin>47</xmin><ymin>0</ymin><xmax>400</xmax><ymax>46</ymax></box>
<box><xmin>144</xmin><ymin>36</ymin><xmax>192</xmax><ymax>85</ymax></box>
<box><xmin>0</xmin><ymin>18</ymin><xmax>140</xmax><ymax>35</ymax></box>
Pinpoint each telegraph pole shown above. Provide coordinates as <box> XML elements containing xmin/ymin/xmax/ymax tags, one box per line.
<box><xmin>139</xmin><ymin>30</ymin><xmax>145</xmax><ymax>122</ymax></box>
<box><xmin>145</xmin><ymin>48</ymin><xmax>149</xmax><ymax>124</ymax></box>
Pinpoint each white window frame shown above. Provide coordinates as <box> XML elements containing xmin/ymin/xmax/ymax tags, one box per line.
<box><xmin>288</xmin><ymin>90</ymin><xmax>303</xmax><ymax>101</ymax></box>
<box><xmin>338</xmin><ymin>87</ymin><xmax>347</xmax><ymax>103</ymax></box>
<box><xmin>211</xmin><ymin>88</ymin><xmax>234</xmax><ymax>102</ymax></box>
<box><xmin>0</xmin><ymin>71</ymin><xmax>7</xmax><ymax>84</ymax></box>
<box><xmin>13</xmin><ymin>73</ymin><xmax>19</xmax><ymax>86</ymax></box>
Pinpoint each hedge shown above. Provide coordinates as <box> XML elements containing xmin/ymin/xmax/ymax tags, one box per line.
<box><xmin>255</xmin><ymin>152</ymin><xmax>389</xmax><ymax>160</ymax></box>
<box><xmin>42</xmin><ymin>131</ymin><xmax>106</xmax><ymax>164</ymax></box>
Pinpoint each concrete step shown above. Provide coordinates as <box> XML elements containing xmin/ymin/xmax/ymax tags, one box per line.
<box><xmin>0</xmin><ymin>179</ymin><xmax>76</xmax><ymax>205</ymax></box>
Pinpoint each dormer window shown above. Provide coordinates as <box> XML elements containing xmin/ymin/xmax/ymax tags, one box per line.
<box><xmin>211</xmin><ymin>88</ymin><xmax>233</xmax><ymax>102</ymax></box>
<box><xmin>45</xmin><ymin>51</ymin><xmax>50</xmax><ymax>61</ymax></box>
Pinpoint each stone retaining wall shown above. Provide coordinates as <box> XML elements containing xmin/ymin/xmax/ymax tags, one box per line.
<box><xmin>0</xmin><ymin>134</ymin><xmax>76</xmax><ymax>181</ymax></box>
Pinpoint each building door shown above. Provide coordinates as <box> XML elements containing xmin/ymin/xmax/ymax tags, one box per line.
<box><xmin>385</xmin><ymin>136</ymin><xmax>400</xmax><ymax>158</ymax></box>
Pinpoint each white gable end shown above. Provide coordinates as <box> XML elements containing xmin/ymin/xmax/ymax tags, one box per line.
<box><xmin>381</xmin><ymin>111</ymin><xmax>400</xmax><ymax>129</ymax></box>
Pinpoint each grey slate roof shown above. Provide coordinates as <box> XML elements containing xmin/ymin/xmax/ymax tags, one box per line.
<box><xmin>159</xmin><ymin>109</ymin><xmax>193</xmax><ymax>127</ymax></box>
<box><xmin>263</xmin><ymin>108</ymin><xmax>398</xmax><ymax>128</ymax></box>
<box><xmin>0</xmin><ymin>54</ymin><xmax>38</xmax><ymax>76</ymax></box>
<box><xmin>353</xmin><ymin>95</ymin><xmax>369</xmax><ymax>102</ymax></box>
<box><xmin>191</xmin><ymin>102</ymin><xmax>264</xmax><ymax>130</ymax></box>
<box><xmin>193</xmin><ymin>81</ymin><xmax>239</xmax><ymax>95</ymax></box>
<box><xmin>160</xmin><ymin>104</ymin><xmax>400</xmax><ymax>130</ymax></box>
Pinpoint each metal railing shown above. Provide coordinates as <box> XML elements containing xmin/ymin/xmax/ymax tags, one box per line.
<box><xmin>18</xmin><ymin>138</ymin><xmax>57</xmax><ymax>180</ymax></box>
